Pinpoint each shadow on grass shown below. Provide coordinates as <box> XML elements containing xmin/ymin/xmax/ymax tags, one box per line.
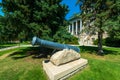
<box><xmin>80</xmin><ymin>46</ymin><xmax>120</xmax><ymax>55</ymax></box>
<box><xmin>8</xmin><ymin>46</ymin><xmax>119</xmax><ymax>59</ymax></box>
<box><xmin>8</xmin><ymin>47</ymin><xmax>53</xmax><ymax>60</ymax></box>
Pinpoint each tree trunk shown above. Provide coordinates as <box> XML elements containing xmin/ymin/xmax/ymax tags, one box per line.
<box><xmin>98</xmin><ymin>31</ymin><xmax>104</xmax><ymax>55</ymax></box>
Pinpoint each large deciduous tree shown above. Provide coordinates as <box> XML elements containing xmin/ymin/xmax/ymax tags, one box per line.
<box><xmin>76</xmin><ymin>0</ymin><xmax>120</xmax><ymax>55</ymax></box>
<box><xmin>1</xmin><ymin>0</ymin><xmax>68</xmax><ymax>41</ymax></box>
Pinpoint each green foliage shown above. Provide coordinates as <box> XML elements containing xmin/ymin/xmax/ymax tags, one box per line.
<box><xmin>76</xmin><ymin>0</ymin><xmax>120</xmax><ymax>54</ymax></box>
<box><xmin>93</xmin><ymin>39</ymin><xmax>106</xmax><ymax>45</ymax></box>
<box><xmin>93</xmin><ymin>37</ymin><xmax>120</xmax><ymax>47</ymax></box>
<box><xmin>67</xmin><ymin>37</ymin><xmax>78</xmax><ymax>44</ymax></box>
<box><xmin>53</xmin><ymin>27</ymin><xmax>78</xmax><ymax>44</ymax></box>
<box><xmin>103</xmin><ymin>11</ymin><xmax>120</xmax><ymax>42</ymax></box>
<box><xmin>0</xmin><ymin>0</ymin><xmax>68</xmax><ymax>41</ymax></box>
<box><xmin>105</xmin><ymin>37</ymin><xmax>120</xmax><ymax>47</ymax></box>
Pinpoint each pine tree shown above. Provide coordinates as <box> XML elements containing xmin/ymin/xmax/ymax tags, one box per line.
<box><xmin>76</xmin><ymin>0</ymin><xmax>120</xmax><ymax>55</ymax></box>
<box><xmin>1</xmin><ymin>0</ymin><xmax>68</xmax><ymax>41</ymax></box>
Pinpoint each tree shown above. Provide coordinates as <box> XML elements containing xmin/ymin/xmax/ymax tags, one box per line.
<box><xmin>104</xmin><ymin>13</ymin><xmax>120</xmax><ymax>47</ymax></box>
<box><xmin>1</xmin><ymin>0</ymin><xmax>68</xmax><ymax>41</ymax></box>
<box><xmin>53</xmin><ymin>26</ymin><xmax>78</xmax><ymax>44</ymax></box>
<box><xmin>76</xmin><ymin>0</ymin><xmax>120</xmax><ymax>55</ymax></box>
<box><xmin>0</xmin><ymin>14</ymin><xmax>19</xmax><ymax>42</ymax></box>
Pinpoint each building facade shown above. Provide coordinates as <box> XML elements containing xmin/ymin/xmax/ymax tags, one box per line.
<box><xmin>68</xmin><ymin>18</ymin><xmax>107</xmax><ymax>46</ymax></box>
<box><xmin>68</xmin><ymin>18</ymin><xmax>82</xmax><ymax>36</ymax></box>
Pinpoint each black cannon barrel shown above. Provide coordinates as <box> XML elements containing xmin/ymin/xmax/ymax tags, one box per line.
<box><xmin>32</xmin><ymin>36</ymin><xmax>80</xmax><ymax>53</ymax></box>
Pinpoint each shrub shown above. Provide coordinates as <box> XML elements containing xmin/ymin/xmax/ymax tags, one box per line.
<box><xmin>105</xmin><ymin>37</ymin><xmax>120</xmax><ymax>47</ymax></box>
<box><xmin>93</xmin><ymin>39</ymin><xmax>106</xmax><ymax>45</ymax></box>
<box><xmin>93</xmin><ymin>37</ymin><xmax>120</xmax><ymax>47</ymax></box>
<box><xmin>53</xmin><ymin>27</ymin><xmax>78</xmax><ymax>45</ymax></box>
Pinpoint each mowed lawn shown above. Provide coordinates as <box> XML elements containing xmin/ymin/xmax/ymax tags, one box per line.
<box><xmin>0</xmin><ymin>46</ymin><xmax>120</xmax><ymax>80</ymax></box>
<box><xmin>69</xmin><ymin>46</ymin><xmax>120</xmax><ymax>80</ymax></box>
<box><xmin>0</xmin><ymin>43</ymin><xmax>19</xmax><ymax>49</ymax></box>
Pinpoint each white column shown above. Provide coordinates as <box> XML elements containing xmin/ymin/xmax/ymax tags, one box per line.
<box><xmin>76</xmin><ymin>20</ymin><xmax>78</xmax><ymax>35</ymax></box>
<box><xmin>72</xmin><ymin>22</ymin><xmax>74</xmax><ymax>35</ymax></box>
<box><xmin>80</xmin><ymin>19</ymin><xmax>82</xmax><ymax>32</ymax></box>
<box><xmin>68</xmin><ymin>25</ymin><xmax>71</xmax><ymax>33</ymax></box>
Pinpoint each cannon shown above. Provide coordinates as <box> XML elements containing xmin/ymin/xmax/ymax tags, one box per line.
<box><xmin>32</xmin><ymin>36</ymin><xmax>80</xmax><ymax>53</ymax></box>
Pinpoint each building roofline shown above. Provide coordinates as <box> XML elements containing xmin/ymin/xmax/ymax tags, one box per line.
<box><xmin>69</xmin><ymin>14</ymin><xmax>82</xmax><ymax>21</ymax></box>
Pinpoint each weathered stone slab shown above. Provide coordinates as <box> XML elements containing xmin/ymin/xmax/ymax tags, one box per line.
<box><xmin>43</xmin><ymin>58</ymin><xmax>88</xmax><ymax>80</ymax></box>
<box><xmin>50</xmin><ymin>49</ymin><xmax>81</xmax><ymax>66</ymax></box>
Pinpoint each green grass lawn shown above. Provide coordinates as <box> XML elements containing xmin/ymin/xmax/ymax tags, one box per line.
<box><xmin>0</xmin><ymin>48</ymin><xmax>17</xmax><ymax>56</ymax></box>
<box><xmin>68</xmin><ymin>46</ymin><xmax>120</xmax><ymax>80</ymax></box>
<box><xmin>0</xmin><ymin>41</ymin><xmax>30</xmax><ymax>49</ymax></box>
<box><xmin>0</xmin><ymin>43</ymin><xmax>18</xmax><ymax>49</ymax></box>
<box><xmin>0</xmin><ymin>46</ymin><xmax>120</xmax><ymax>80</ymax></box>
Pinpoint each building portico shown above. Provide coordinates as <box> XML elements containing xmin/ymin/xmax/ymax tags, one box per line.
<box><xmin>68</xmin><ymin>15</ymin><xmax>108</xmax><ymax>46</ymax></box>
<box><xmin>68</xmin><ymin>19</ymin><xmax>82</xmax><ymax>36</ymax></box>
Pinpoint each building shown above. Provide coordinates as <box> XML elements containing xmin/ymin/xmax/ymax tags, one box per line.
<box><xmin>68</xmin><ymin>17</ymin><xmax>107</xmax><ymax>46</ymax></box>
<box><xmin>68</xmin><ymin>18</ymin><xmax>82</xmax><ymax>36</ymax></box>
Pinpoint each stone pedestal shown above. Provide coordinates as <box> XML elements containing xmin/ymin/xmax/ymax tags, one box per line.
<box><xmin>43</xmin><ymin>58</ymin><xmax>88</xmax><ymax>80</ymax></box>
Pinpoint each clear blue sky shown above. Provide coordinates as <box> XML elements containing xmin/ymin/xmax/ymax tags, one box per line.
<box><xmin>0</xmin><ymin>0</ymin><xmax>80</xmax><ymax>20</ymax></box>
<box><xmin>0</xmin><ymin>0</ymin><xmax>3</xmax><ymax>16</ymax></box>
<box><xmin>62</xmin><ymin>0</ymin><xmax>80</xmax><ymax>20</ymax></box>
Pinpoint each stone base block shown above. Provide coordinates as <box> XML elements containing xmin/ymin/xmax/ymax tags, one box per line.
<box><xmin>43</xmin><ymin>58</ymin><xmax>88</xmax><ymax>80</ymax></box>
